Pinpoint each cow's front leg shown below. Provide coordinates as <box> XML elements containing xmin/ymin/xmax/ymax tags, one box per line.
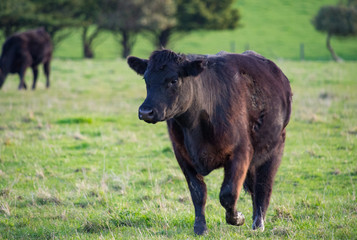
<box><xmin>168</xmin><ymin>121</ymin><xmax>208</xmax><ymax>235</ymax></box>
<box><xmin>186</xmin><ymin>170</ymin><xmax>207</xmax><ymax>235</ymax></box>
<box><xmin>220</xmin><ymin>148</ymin><xmax>251</xmax><ymax>226</ymax></box>
<box><xmin>175</xmin><ymin>151</ymin><xmax>207</xmax><ymax>235</ymax></box>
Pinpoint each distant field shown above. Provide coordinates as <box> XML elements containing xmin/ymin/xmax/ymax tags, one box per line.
<box><xmin>0</xmin><ymin>59</ymin><xmax>356</xmax><ymax>239</ymax></box>
<box><xmin>48</xmin><ymin>0</ymin><xmax>357</xmax><ymax>60</ymax></box>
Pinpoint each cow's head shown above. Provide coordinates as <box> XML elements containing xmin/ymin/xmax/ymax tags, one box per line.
<box><xmin>127</xmin><ymin>50</ymin><xmax>205</xmax><ymax>124</ymax></box>
<box><xmin>0</xmin><ymin>65</ymin><xmax>5</xmax><ymax>89</ymax></box>
<box><xmin>0</xmin><ymin>55</ymin><xmax>9</xmax><ymax>89</ymax></box>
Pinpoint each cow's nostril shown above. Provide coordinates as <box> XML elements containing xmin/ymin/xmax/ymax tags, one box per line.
<box><xmin>140</xmin><ymin>108</ymin><xmax>153</xmax><ymax>115</ymax></box>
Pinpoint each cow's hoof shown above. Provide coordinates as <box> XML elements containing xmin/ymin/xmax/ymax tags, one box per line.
<box><xmin>226</xmin><ymin>211</ymin><xmax>245</xmax><ymax>226</ymax></box>
<box><xmin>252</xmin><ymin>216</ymin><xmax>265</xmax><ymax>231</ymax></box>
<box><xmin>194</xmin><ymin>222</ymin><xmax>208</xmax><ymax>235</ymax></box>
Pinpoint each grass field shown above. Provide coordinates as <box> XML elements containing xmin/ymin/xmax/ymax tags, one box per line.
<box><xmin>0</xmin><ymin>58</ymin><xmax>356</xmax><ymax>239</ymax></box>
<box><xmin>49</xmin><ymin>0</ymin><xmax>357</xmax><ymax>61</ymax></box>
<box><xmin>0</xmin><ymin>0</ymin><xmax>356</xmax><ymax>239</ymax></box>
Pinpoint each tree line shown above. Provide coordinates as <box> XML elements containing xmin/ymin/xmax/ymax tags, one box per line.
<box><xmin>0</xmin><ymin>0</ymin><xmax>240</xmax><ymax>59</ymax></box>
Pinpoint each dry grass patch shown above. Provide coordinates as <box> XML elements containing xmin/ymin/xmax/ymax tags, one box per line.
<box><xmin>35</xmin><ymin>188</ymin><xmax>61</xmax><ymax>205</ymax></box>
<box><xmin>272</xmin><ymin>206</ymin><xmax>294</xmax><ymax>222</ymax></box>
<box><xmin>0</xmin><ymin>201</ymin><xmax>11</xmax><ymax>216</ymax></box>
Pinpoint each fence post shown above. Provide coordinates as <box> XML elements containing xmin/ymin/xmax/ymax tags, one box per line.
<box><xmin>245</xmin><ymin>43</ymin><xmax>250</xmax><ymax>51</ymax></box>
<box><xmin>300</xmin><ymin>43</ymin><xmax>305</xmax><ymax>61</ymax></box>
<box><xmin>230</xmin><ymin>41</ymin><xmax>236</xmax><ymax>53</ymax></box>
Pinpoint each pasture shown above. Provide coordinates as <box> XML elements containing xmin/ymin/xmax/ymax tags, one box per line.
<box><xmin>0</xmin><ymin>58</ymin><xmax>356</xmax><ymax>239</ymax></box>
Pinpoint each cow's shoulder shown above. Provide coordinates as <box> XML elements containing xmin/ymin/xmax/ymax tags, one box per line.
<box><xmin>242</xmin><ymin>50</ymin><xmax>266</xmax><ymax>59</ymax></box>
<box><xmin>240</xmin><ymin>50</ymin><xmax>283</xmax><ymax>75</ymax></box>
<box><xmin>216</xmin><ymin>51</ymin><xmax>228</xmax><ymax>56</ymax></box>
<box><xmin>2</xmin><ymin>35</ymin><xmax>23</xmax><ymax>52</ymax></box>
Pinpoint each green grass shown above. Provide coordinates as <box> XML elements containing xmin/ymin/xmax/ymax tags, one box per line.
<box><xmin>49</xmin><ymin>0</ymin><xmax>357</xmax><ymax>61</ymax></box>
<box><xmin>0</xmin><ymin>58</ymin><xmax>356</xmax><ymax>239</ymax></box>
<box><xmin>0</xmin><ymin>1</ymin><xmax>356</xmax><ymax>238</ymax></box>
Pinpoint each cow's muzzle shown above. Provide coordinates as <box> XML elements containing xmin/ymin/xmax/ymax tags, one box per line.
<box><xmin>138</xmin><ymin>106</ymin><xmax>157</xmax><ymax>123</ymax></box>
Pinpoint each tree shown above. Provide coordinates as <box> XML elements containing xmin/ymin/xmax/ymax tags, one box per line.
<box><xmin>151</xmin><ymin>0</ymin><xmax>240</xmax><ymax>48</ymax></box>
<box><xmin>0</xmin><ymin>0</ymin><xmax>81</xmax><ymax>48</ymax></box>
<box><xmin>29</xmin><ymin>0</ymin><xmax>82</xmax><ymax>48</ymax></box>
<box><xmin>312</xmin><ymin>4</ymin><xmax>357</xmax><ymax>61</ymax></box>
<box><xmin>75</xmin><ymin>0</ymin><xmax>103</xmax><ymax>58</ymax></box>
<box><xmin>346</xmin><ymin>0</ymin><xmax>357</xmax><ymax>8</ymax></box>
<box><xmin>100</xmin><ymin>0</ymin><xmax>176</xmax><ymax>58</ymax></box>
<box><xmin>0</xmin><ymin>0</ymin><xmax>37</xmax><ymax>39</ymax></box>
<box><xmin>142</xmin><ymin>0</ymin><xmax>177</xmax><ymax>48</ymax></box>
<box><xmin>100</xmin><ymin>0</ymin><xmax>143</xmax><ymax>58</ymax></box>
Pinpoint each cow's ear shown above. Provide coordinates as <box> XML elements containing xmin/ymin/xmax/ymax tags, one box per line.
<box><xmin>179</xmin><ymin>60</ymin><xmax>205</xmax><ymax>78</ymax></box>
<box><xmin>127</xmin><ymin>56</ymin><xmax>148</xmax><ymax>76</ymax></box>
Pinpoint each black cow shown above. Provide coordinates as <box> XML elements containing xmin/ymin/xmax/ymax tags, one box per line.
<box><xmin>0</xmin><ymin>28</ymin><xmax>52</xmax><ymax>90</ymax></box>
<box><xmin>127</xmin><ymin>49</ymin><xmax>292</xmax><ymax>235</ymax></box>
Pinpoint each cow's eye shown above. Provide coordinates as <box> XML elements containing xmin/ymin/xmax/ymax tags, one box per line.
<box><xmin>168</xmin><ymin>79</ymin><xmax>178</xmax><ymax>88</ymax></box>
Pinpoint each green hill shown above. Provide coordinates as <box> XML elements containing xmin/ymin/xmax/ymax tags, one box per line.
<box><xmin>7</xmin><ymin>0</ymin><xmax>357</xmax><ymax>60</ymax></box>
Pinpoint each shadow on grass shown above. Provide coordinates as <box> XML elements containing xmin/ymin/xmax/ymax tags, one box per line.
<box><xmin>56</xmin><ymin>117</ymin><xmax>93</xmax><ymax>124</ymax></box>
<box><xmin>78</xmin><ymin>209</ymin><xmax>195</xmax><ymax>237</ymax></box>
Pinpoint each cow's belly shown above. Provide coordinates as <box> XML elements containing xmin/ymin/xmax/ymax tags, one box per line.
<box><xmin>189</xmin><ymin>147</ymin><xmax>226</xmax><ymax>176</ymax></box>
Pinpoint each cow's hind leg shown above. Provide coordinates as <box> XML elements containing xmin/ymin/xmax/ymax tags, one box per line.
<box><xmin>220</xmin><ymin>148</ymin><xmax>251</xmax><ymax>227</ymax></box>
<box><xmin>32</xmin><ymin>66</ymin><xmax>38</xmax><ymax>90</ymax></box>
<box><xmin>43</xmin><ymin>61</ymin><xmax>50</xmax><ymax>88</ymax></box>
<box><xmin>243</xmin><ymin>169</ymin><xmax>256</xmax><ymax>217</ymax></box>
<box><xmin>252</xmin><ymin>130</ymin><xmax>286</xmax><ymax>231</ymax></box>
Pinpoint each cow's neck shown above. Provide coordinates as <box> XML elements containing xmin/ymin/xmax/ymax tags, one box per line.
<box><xmin>174</xmin><ymin>74</ymin><xmax>221</xmax><ymax>134</ymax></box>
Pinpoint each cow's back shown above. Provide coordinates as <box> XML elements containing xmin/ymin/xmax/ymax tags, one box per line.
<box><xmin>1</xmin><ymin>28</ymin><xmax>52</xmax><ymax>68</ymax></box>
<box><xmin>226</xmin><ymin>51</ymin><xmax>292</xmax><ymax>161</ymax></box>
<box><xmin>23</xmin><ymin>28</ymin><xmax>52</xmax><ymax>64</ymax></box>
<box><xmin>221</xmin><ymin>51</ymin><xmax>291</xmax><ymax>125</ymax></box>
<box><xmin>198</xmin><ymin>51</ymin><xmax>291</xmax><ymax>162</ymax></box>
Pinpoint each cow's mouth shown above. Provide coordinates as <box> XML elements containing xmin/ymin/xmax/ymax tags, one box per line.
<box><xmin>140</xmin><ymin>114</ymin><xmax>166</xmax><ymax>124</ymax></box>
<box><xmin>142</xmin><ymin>118</ymin><xmax>158</xmax><ymax>124</ymax></box>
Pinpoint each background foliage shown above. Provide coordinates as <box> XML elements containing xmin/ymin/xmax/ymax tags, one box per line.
<box><xmin>57</xmin><ymin>0</ymin><xmax>357</xmax><ymax>60</ymax></box>
<box><xmin>312</xmin><ymin>3</ymin><xmax>357</xmax><ymax>61</ymax></box>
<box><xmin>1</xmin><ymin>0</ymin><xmax>357</xmax><ymax>60</ymax></box>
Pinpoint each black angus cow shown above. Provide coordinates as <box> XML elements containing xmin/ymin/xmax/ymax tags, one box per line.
<box><xmin>127</xmin><ymin>49</ymin><xmax>292</xmax><ymax>235</ymax></box>
<box><xmin>0</xmin><ymin>28</ymin><xmax>52</xmax><ymax>90</ymax></box>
